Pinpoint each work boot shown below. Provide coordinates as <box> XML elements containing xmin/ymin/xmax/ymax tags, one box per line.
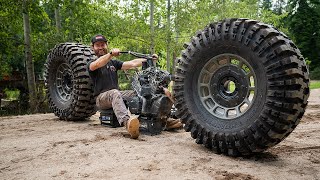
<box><xmin>164</xmin><ymin>118</ymin><xmax>183</xmax><ymax>130</ymax></box>
<box><xmin>124</xmin><ymin>115</ymin><xmax>140</xmax><ymax>139</ymax></box>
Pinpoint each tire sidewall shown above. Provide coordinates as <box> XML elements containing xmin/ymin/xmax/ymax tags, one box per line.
<box><xmin>185</xmin><ymin>40</ymin><xmax>267</xmax><ymax>132</ymax></box>
<box><xmin>48</xmin><ymin>55</ymin><xmax>73</xmax><ymax>111</ymax></box>
<box><xmin>45</xmin><ymin>43</ymin><xmax>96</xmax><ymax>120</ymax></box>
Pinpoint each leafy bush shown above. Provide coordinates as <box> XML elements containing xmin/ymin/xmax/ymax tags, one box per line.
<box><xmin>119</xmin><ymin>82</ymin><xmax>131</xmax><ymax>90</ymax></box>
<box><xmin>310</xmin><ymin>67</ymin><xmax>320</xmax><ymax>80</ymax></box>
<box><xmin>4</xmin><ymin>88</ymin><xmax>20</xmax><ymax>100</ymax></box>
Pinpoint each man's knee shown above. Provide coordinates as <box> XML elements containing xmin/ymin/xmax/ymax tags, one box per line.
<box><xmin>109</xmin><ymin>89</ymin><xmax>121</xmax><ymax>99</ymax></box>
<box><xmin>97</xmin><ymin>89</ymin><xmax>121</xmax><ymax>109</ymax></box>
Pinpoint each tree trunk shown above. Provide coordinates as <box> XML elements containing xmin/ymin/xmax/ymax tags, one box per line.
<box><xmin>175</xmin><ymin>0</ymin><xmax>180</xmax><ymax>44</ymax></box>
<box><xmin>150</xmin><ymin>0</ymin><xmax>155</xmax><ymax>54</ymax></box>
<box><xmin>166</xmin><ymin>0</ymin><xmax>171</xmax><ymax>72</ymax></box>
<box><xmin>23</xmin><ymin>0</ymin><xmax>37</xmax><ymax>113</ymax></box>
<box><xmin>68</xmin><ymin>0</ymin><xmax>75</xmax><ymax>41</ymax></box>
<box><xmin>54</xmin><ymin>4</ymin><xmax>61</xmax><ymax>32</ymax></box>
<box><xmin>174</xmin><ymin>0</ymin><xmax>180</xmax><ymax>65</ymax></box>
<box><xmin>172</xmin><ymin>0</ymin><xmax>180</xmax><ymax>96</ymax></box>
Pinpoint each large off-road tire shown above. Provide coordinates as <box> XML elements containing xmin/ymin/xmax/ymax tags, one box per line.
<box><xmin>44</xmin><ymin>43</ymin><xmax>96</xmax><ymax>120</ymax></box>
<box><xmin>174</xmin><ymin>18</ymin><xmax>310</xmax><ymax>156</ymax></box>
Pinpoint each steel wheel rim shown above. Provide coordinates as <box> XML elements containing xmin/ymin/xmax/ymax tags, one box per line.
<box><xmin>55</xmin><ymin>63</ymin><xmax>73</xmax><ymax>101</ymax></box>
<box><xmin>198</xmin><ymin>53</ymin><xmax>257</xmax><ymax>119</ymax></box>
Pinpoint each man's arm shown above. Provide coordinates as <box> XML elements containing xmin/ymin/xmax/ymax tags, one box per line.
<box><xmin>121</xmin><ymin>58</ymin><xmax>147</xmax><ymax>70</ymax></box>
<box><xmin>121</xmin><ymin>54</ymin><xmax>158</xmax><ymax>70</ymax></box>
<box><xmin>89</xmin><ymin>49</ymin><xmax>120</xmax><ymax>71</ymax></box>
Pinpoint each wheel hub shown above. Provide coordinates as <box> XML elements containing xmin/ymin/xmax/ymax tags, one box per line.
<box><xmin>210</xmin><ymin>65</ymin><xmax>249</xmax><ymax>107</ymax></box>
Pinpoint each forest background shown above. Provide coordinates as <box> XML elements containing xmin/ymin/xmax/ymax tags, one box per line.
<box><xmin>0</xmin><ymin>0</ymin><xmax>319</xmax><ymax>114</ymax></box>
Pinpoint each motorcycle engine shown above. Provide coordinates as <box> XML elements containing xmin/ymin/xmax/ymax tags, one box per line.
<box><xmin>128</xmin><ymin>66</ymin><xmax>173</xmax><ymax>134</ymax></box>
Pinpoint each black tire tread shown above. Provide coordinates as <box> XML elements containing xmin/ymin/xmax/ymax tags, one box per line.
<box><xmin>173</xmin><ymin>18</ymin><xmax>310</xmax><ymax>156</ymax></box>
<box><xmin>44</xmin><ymin>43</ymin><xmax>96</xmax><ymax>120</ymax></box>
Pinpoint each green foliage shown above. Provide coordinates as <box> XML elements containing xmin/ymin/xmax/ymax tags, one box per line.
<box><xmin>310</xmin><ymin>67</ymin><xmax>320</xmax><ymax>80</ymax></box>
<box><xmin>119</xmin><ymin>82</ymin><xmax>131</xmax><ymax>91</ymax></box>
<box><xmin>3</xmin><ymin>88</ymin><xmax>20</xmax><ymax>100</ymax></box>
<box><xmin>0</xmin><ymin>1</ymin><xmax>24</xmax><ymax>80</ymax></box>
<box><xmin>261</xmin><ymin>0</ymin><xmax>272</xmax><ymax>10</ymax></box>
<box><xmin>310</xmin><ymin>81</ymin><xmax>320</xmax><ymax>89</ymax></box>
<box><xmin>286</xmin><ymin>0</ymin><xmax>320</xmax><ymax>71</ymax></box>
<box><xmin>0</xmin><ymin>0</ymin><xmax>314</xmax><ymax>84</ymax></box>
<box><xmin>305</xmin><ymin>58</ymin><xmax>311</xmax><ymax>66</ymax></box>
<box><xmin>0</xmin><ymin>0</ymin><xmax>53</xmax><ymax>80</ymax></box>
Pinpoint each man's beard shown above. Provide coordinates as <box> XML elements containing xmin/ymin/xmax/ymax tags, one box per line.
<box><xmin>95</xmin><ymin>48</ymin><xmax>108</xmax><ymax>57</ymax></box>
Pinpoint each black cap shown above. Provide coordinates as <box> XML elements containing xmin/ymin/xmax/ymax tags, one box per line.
<box><xmin>91</xmin><ymin>34</ymin><xmax>108</xmax><ymax>44</ymax></box>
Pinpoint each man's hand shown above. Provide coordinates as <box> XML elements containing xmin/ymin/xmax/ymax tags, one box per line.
<box><xmin>90</xmin><ymin>48</ymin><xmax>120</xmax><ymax>71</ymax></box>
<box><xmin>121</xmin><ymin>53</ymin><xmax>158</xmax><ymax>70</ymax></box>
<box><xmin>110</xmin><ymin>48</ymin><xmax>120</xmax><ymax>57</ymax></box>
<box><xmin>163</xmin><ymin>87</ymin><xmax>174</xmax><ymax>103</ymax></box>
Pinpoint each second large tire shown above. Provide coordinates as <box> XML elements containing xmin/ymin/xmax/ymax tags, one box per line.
<box><xmin>173</xmin><ymin>18</ymin><xmax>310</xmax><ymax>156</ymax></box>
<box><xmin>44</xmin><ymin>43</ymin><xmax>96</xmax><ymax>120</ymax></box>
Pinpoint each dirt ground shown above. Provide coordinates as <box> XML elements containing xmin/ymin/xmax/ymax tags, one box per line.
<box><xmin>0</xmin><ymin>90</ymin><xmax>319</xmax><ymax>180</ymax></box>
